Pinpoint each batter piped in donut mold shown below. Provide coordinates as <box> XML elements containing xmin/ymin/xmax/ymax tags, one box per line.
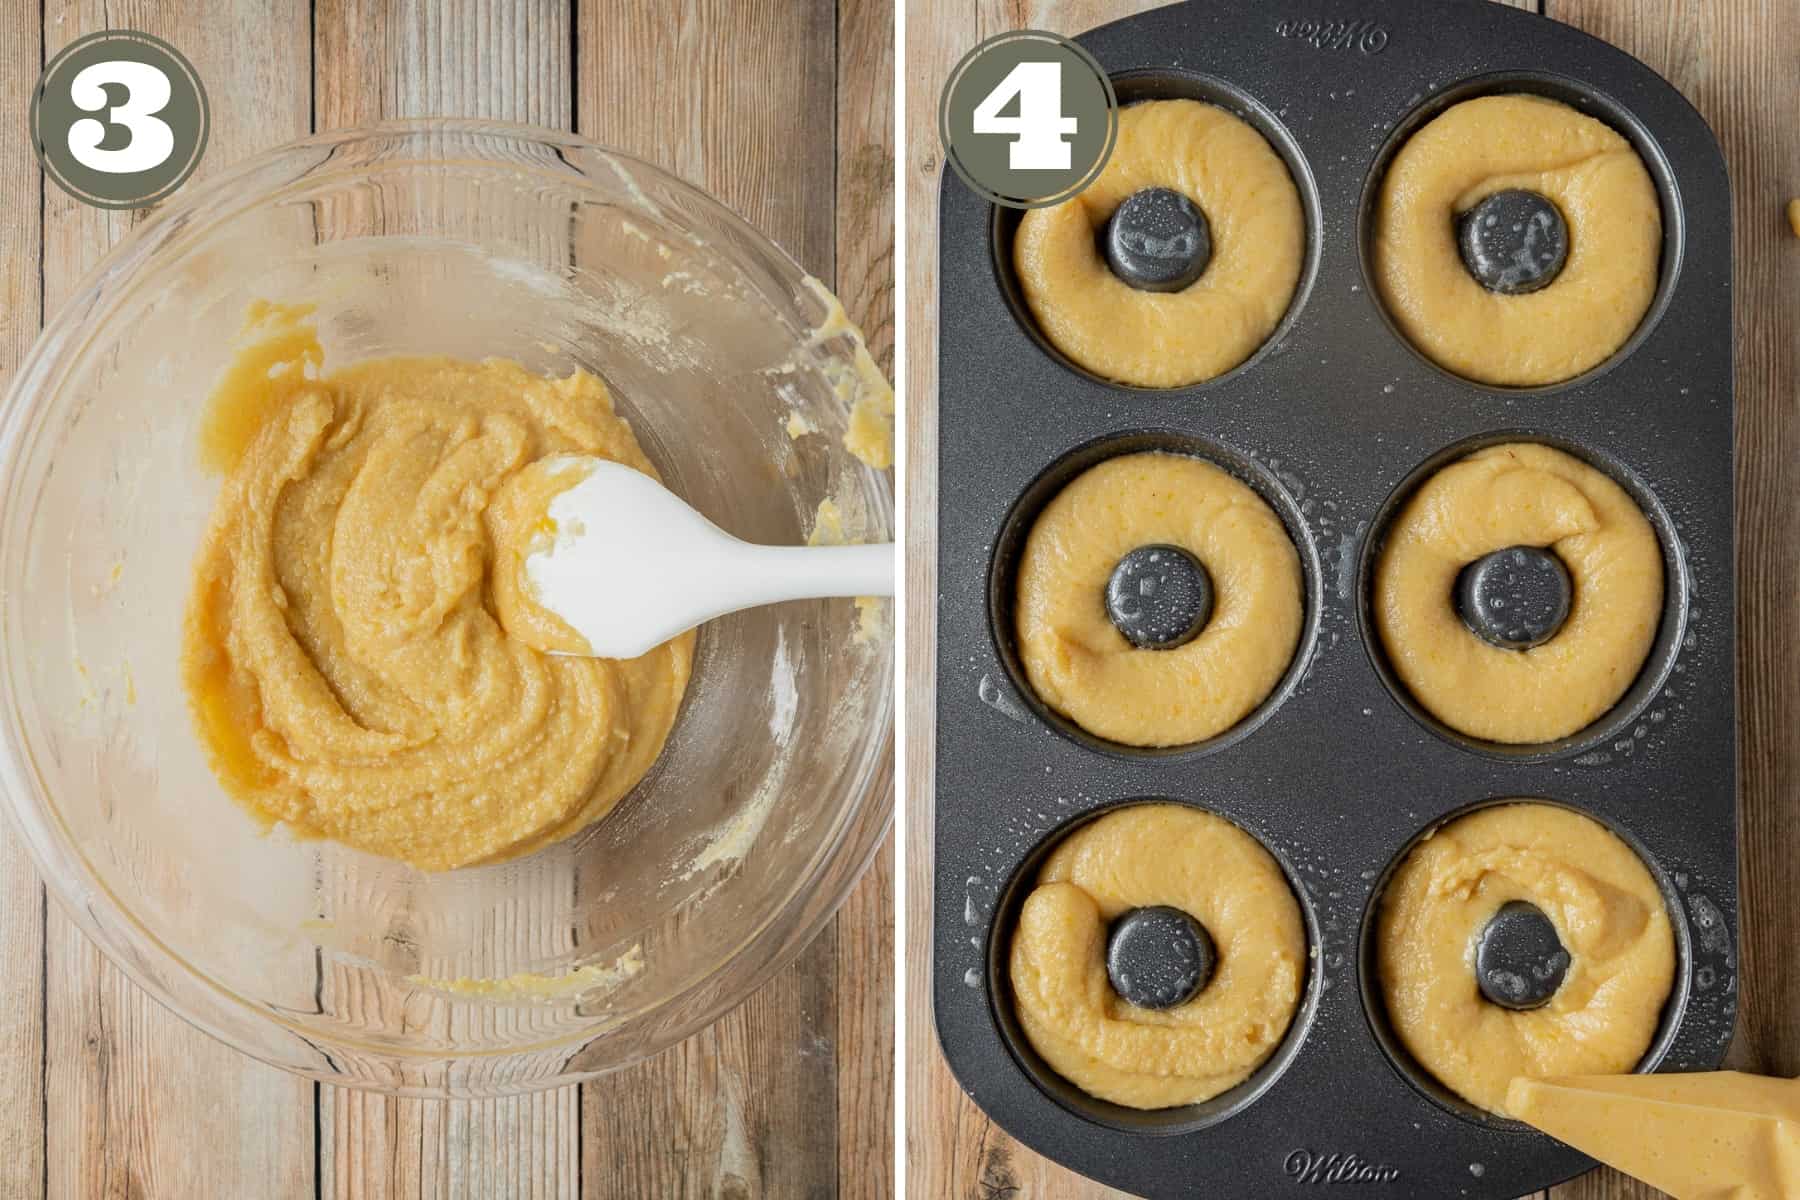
<box><xmin>1374</xmin><ymin>442</ymin><xmax>1662</xmax><ymax>745</ymax></box>
<box><xmin>1376</xmin><ymin>803</ymin><xmax>1676</xmax><ymax>1116</ymax></box>
<box><xmin>1373</xmin><ymin>93</ymin><xmax>1661</xmax><ymax>387</ymax></box>
<box><xmin>1014</xmin><ymin>99</ymin><xmax>1305</xmax><ymax>388</ymax></box>
<box><xmin>1015</xmin><ymin>452</ymin><xmax>1302</xmax><ymax>748</ymax></box>
<box><xmin>1009</xmin><ymin>804</ymin><xmax>1307</xmax><ymax>1109</ymax></box>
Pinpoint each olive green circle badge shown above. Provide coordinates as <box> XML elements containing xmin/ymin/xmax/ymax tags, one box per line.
<box><xmin>938</xmin><ymin>30</ymin><xmax>1117</xmax><ymax>209</ymax></box>
<box><xmin>30</xmin><ymin>30</ymin><xmax>210</xmax><ymax>210</ymax></box>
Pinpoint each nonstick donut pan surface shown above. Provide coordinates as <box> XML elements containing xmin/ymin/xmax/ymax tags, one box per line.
<box><xmin>931</xmin><ymin>1</ymin><xmax>1737</xmax><ymax>1196</ymax></box>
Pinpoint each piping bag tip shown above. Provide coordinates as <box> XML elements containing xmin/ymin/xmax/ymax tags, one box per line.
<box><xmin>1506</xmin><ymin>1072</ymin><xmax>1800</xmax><ymax>1200</ymax></box>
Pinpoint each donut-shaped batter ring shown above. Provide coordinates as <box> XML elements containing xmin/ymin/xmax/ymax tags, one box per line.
<box><xmin>1377</xmin><ymin>803</ymin><xmax>1676</xmax><ymax>1116</ymax></box>
<box><xmin>1014</xmin><ymin>99</ymin><xmax>1305</xmax><ymax>388</ymax></box>
<box><xmin>1374</xmin><ymin>443</ymin><xmax>1662</xmax><ymax>745</ymax></box>
<box><xmin>1374</xmin><ymin>93</ymin><xmax>1661</xmax><ymax>387</ymax></box>
<box><xmin>1010</xmin><ymin>803</ymin><xmax>1307</xmax><ymax>1109</ymax></box>
<box><xmin>1015</xmin><ymin>452</ymin><xmax>1303</xmax><ymax>747</ymax></box>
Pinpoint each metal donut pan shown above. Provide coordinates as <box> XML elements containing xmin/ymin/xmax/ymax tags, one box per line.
<box><xmin>931</xmin><ymin>1</ymin><xmax>1735</xmax><ymax>1196</ymax></box>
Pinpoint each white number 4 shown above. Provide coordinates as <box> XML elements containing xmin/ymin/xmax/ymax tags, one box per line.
<box><xmin>67</xmin><ymin>60</ymin><xmax>176</xmax><ymax>175</ymax></box>
<box><xmin>972</xmin><ymin>61</ymin><xmax>1077</xmax><ymax>171</ymax></box>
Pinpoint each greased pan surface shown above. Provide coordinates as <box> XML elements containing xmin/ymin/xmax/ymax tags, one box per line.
<box><xmin>931</xmin><ymin>1</ymin><xmax>1736</xmax><ymax>1196</ymax></box>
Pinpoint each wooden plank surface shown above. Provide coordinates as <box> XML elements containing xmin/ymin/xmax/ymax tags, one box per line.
<box><xmin>0</xmin><ymin>4</ymin><xmax>46</xmax><ymax>1199</ymax></box>
<box><xmin>902</xmin><ymin>9</ymin><xmax>1158</xmax><ymax>1194</ymax></box>
<box><xmin>572</xmin><ymin>14</ymin><xmax>839</xmax><ymax>1194</ymax></box>
<box><xmin>314</xmin><ymin>0</ymin><xmax>573</xmax><ymax>130</ymax></box>
<box><xmin>572</xmin><ymin>1</ymin><xmax>895</xmax><ymax>1195</ymax></box>
<box><xmin>1543</xmin><ymin>11</ymin><xmax>1800</xmax><ymax>1200</ymax></box>
<box><xmin>309</xmin><ymin>5</ymin><xmax>580</xmax><ymax>1196</ymax></box>
<box><xmin>0</xmin><ymin>1</ymin><xmax>892</xmax><ymax>1197</ymax></box>
<box><xmin>901</xmin><ymin>1</ymin><xmax>1798</xmax><ymax>1198</ymax></box>
<box><xmin>836</xmin><ymin>0</ymin><xmax>900</xmax><ymax>1193</ymax></box>
<box><xmin>36</xmin><ymin>4</ymin><xmax>318</xmax><ymax>1198</ymax></box>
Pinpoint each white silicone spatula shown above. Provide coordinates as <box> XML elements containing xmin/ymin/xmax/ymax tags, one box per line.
<box><xmin>523</xmin><ymin>456</ymin><xmax>893</xmax><ymax>659</ymax></box>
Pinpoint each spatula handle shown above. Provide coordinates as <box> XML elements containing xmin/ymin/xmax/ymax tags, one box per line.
<box><xmin>725</xmin><ymin>542</ymin><xmax>895</xmax><ymax>607</ymax></box>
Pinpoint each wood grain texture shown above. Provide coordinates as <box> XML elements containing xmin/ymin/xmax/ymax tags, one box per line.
<box><xmin>34</xmin><ymin>5</ymin><xmax>316</xmax><ymax>1199</ymax></box>
<box><xmin>840</xmin><ymin>0</ymin><xmax>900</xmax><ymax>372</ymax></box>
<box><xmin>308</xmin><ymin>5</ymin><xmax>583</xmax><ymax>1196</ymax></box>
<box><xmin>902</xmin><ymin>1</ymin><xmax>1788</xmax><ymax>1199</ymax></box>
<box><xmin>574</xmin><ymin>4</ymin><xmax>879</xmax><ymax>1194</ymax></box>
<box><xmin>0</xmin><ymin>8</ymin><xmax>45</xmax><ymax>1200</ymax></box>
<box><xmin>837</xmin><ymin>0</ymin><xmax>898</xmax><ymax>1194</ymax></box>
<box><xmin>838</xmin><ymin>846</ymin><xmax>898</xmax><ymax>1200</ymax></box>
<box><xmin>902</xmin><ymin>5</ymin><xmax>1152</xmax><ymax>1192</ymax></box>
<box><xmin>898</xmin><ymin>0</ymin><xmax>966</xmax><ymax>1185</ymax></box>
<box><xmin>320</xmin><ymin>1087</ymin><xmax>580</xmax><ymax>1200</ymax></box>
<box><xmin>315</xmin><ymin>0</ymin><xmax>572</xmax><ymax>130</ymax></box>
<box><xmin>576</xmin><ymin>1</ymin><xmax>838</xmax><ymax>279</ymax></box>
<box><xmin>4</xmin><ymin>1</ymin><xmax>892</xmax><ymax>1196</ymax></box>
<box><xmin>1543</xmin><ymin>0</ymin><xmax>1800</xmax><ymax>1195</ymax></box>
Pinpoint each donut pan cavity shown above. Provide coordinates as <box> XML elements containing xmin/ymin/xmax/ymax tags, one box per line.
<box><xmin>932</xmin><ymin>2</ymin><xmax>1736</xmax><ymax>1197</ymax></box>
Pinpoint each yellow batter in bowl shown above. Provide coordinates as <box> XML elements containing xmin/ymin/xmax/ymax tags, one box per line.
<box><xmin>183</xmin><ymin>302</ymin><xmax>694</xmax><ymax>872</ymax></box>
<box><xmin>1014</xmin><ymin>99</ymin><xmax>1305</xmax><ymax>388</ymax></box>
<box><xmin>1377</xmin><ymin>803</ymin><xmax>1676</xmax><ymax>1116</ymax></box>
<box><xmin>1015</xmin><ymin>452</ymin><xmax>1303</xmax><ymax>747</ymax></box>
<box><xmin>1373</xmin><ymin>93</ymin><xmax>1661</xmax><ymax>387</ymax></box>
<box><xmin>1374</xmin><ymin>442</ymin><xmax>1662</xmax><ymax>745</ymax></box>
<box><xmin>1009</xmin><ymin>803</ymin><xmax>1307</xmax><ymax>1109</ymax></box>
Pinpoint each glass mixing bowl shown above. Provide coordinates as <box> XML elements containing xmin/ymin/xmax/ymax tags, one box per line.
<box><xmin>0</xmin><ymin>121</ymin><xmax>893</xmax><ymax>1097</ymax></box>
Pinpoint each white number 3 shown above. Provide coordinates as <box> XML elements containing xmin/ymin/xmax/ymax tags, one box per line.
<box><xmin>971</xmin><ymin>62</ymin><xmax>1077</xmax><ymax>171</ymax></box>
<box><xmin>67</xmin><ymin>60</ymin><xmax>175</xmax><ymax>174</ymax></box>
